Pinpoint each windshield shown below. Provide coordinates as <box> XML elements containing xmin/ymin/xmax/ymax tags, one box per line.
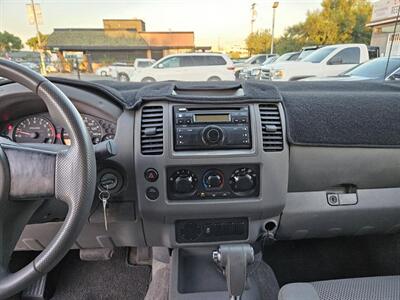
<box><xmin>297</xmin><ymin>49</ymin><xmax>316</xmax><ymax>60</ymax></box>
<box><xmin>274</xmin><ymin>53</ymin><xmax>293</xmax><ymax>63</ymax></box>
<box><xmin>0</xmin><ymin>0</ymin><xmax>392</xmax><ymax>82</ymax></box>
<box><xmin>303</xmin><ymin>47</ymin><xmax>336</xmax><ymax>63</ymax></box>
<box><xmin>345</xmin><ymin>58</ymin><xmax>400</xmax><ymax>79</ymax></box>
<box><xmin>244</xmin><ymin>56</ymin><xmax>256</xmax><ymax>64</ymax></box>
<box><xmin>262</xmin><ymin>56</ymin><xmax>278</xmax><ymax>65</ymax></box>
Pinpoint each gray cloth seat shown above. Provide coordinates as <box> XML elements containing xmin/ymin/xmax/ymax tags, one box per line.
<box><xmin>278</xmin><ymin>276</ymin><xmax>400</xmax><ymax>300</ymax></box>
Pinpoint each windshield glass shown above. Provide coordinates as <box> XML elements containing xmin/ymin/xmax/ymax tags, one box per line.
<box><xmin>274</xmin><ymin>53</ymin><xmax>293</xmax><ymax>63</ymax></box>
<box><xmin>262</xmin><ymin>56</ymin><xmax>278</xmax><ymax>65</ymax></box>
<box><xmin>0</xmin><ymin>0</ymin><xmax>392</xmax><ymax>82</ymax></box>
<box><xmin>244</xmin><ymin>56</ymin><xmax>256</xmax><ymax>64</ymax></box>
<box><xmin>303</xmin><ymin>47</ymin><xmax>336</xmax><ymax>63</ymax></box>
<box><xmin>345</xmin><ymin>58</ymin><xmax>400</xmax><ymax>79</ymax></box>
<box><xmin>297</xmin><ymin>49</ymin><xmax>316</xmax><ymax>60</ymax></box>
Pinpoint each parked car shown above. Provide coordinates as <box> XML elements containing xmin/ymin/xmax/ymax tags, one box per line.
<box><xmin>234</xmin><ymin>54</ymin><xmax>277</xmax><ymax>79</ymax></box>
<box><xmin>301</xmin><ymin>57</ymin><xmax>400</xmax><ymax>81</ymax></box>
<box><xmin>232</xmin><ymin>58</ymin><xmax>247</xmax><ymax>64</ymax></box>
<box><xmin>45</xmin><ymin>64</ymin><xmax>58</xmax><ymax>73</ymax></box>
<box><xmin>19</xmin><ymin>62</ymin><xmax>40</xmax><ymax>73</ymax></box>
<box><xmin>239</xmin><ymin>55</ymin><xmax>280</xmax><ymax>80</ymax></box>
<box><xmin>267</xmin><ymin>44</ymin><xmax>370</xmax><ymax>81</ymax></box>
<box><xmin>258</xmin><ymin>51</ymin><xmax>301</xmax><ymax>80</ymax></box>
<box><xmin>126</xmin><ymin>53</ymin><xmax>235</xmax><ymax>82</ymax></box>
<box><xmin>95</xmin><ymin>62</ymin><xmax>131</xmax><ymax>77</ymax></box>
<box><xmin>96</xmin><ymin>66</ymin><xmax>111</xmax><ymax>77</ymax></box>
<box><xmin>368</xmin><ymin>46</ymin><xmax>380</xmax><ymax>60</ymax></box>
<box><xmin>113</xmin><ymin>58</ymin><xmax>156</xmax><ymax>81</ymax></box>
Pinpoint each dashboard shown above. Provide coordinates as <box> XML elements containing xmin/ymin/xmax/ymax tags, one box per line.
<box><xmin>1</xmin><ymin>79</ymin><xmax>400</xmax><ymax>252</ymax></box>
<box><xmin>0</xmin><ymin>113</ymin><xmax>116</xmax><ymax>145</ymax></box>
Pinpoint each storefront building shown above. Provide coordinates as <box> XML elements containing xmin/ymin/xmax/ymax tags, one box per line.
<box><xmin>47</xmin><ymin>19</ymin><xmax>210</xmax><ymax>66</ymax></box>
<box><xmin>367</xmin><ymin>0</ymin><xmax>400</xmax><ymax>56</ymax></box>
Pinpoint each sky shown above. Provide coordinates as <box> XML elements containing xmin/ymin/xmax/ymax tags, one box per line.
<box><xmin>0</xmin><ymin>0</ymin><xmax>324</xmax><ymax>49</ymax></box>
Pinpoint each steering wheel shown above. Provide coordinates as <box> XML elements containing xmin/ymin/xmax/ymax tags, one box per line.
<box><xmin>0</xmin><ymin>59</ymin><xmax>96</xmax><ymax>298</ymax></box>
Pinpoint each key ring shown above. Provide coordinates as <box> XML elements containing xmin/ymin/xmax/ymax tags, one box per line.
<box><xmin>97</xmin><ymin>184</ymin><xmax>110</xmax><ymax>193</ymax></box>
<box><xmin>99</xmin><ymin>190</ymin><xmax>110</xmax><ymax>202</ymax></box>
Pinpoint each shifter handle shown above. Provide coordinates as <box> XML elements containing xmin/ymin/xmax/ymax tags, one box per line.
<box><xmin>213</xmin><ymin>244</ymin><xmax>254</xmax><ymax>299</ymax></box>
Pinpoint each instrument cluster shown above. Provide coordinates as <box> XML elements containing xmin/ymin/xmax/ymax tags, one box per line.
<box><xmin>1</xmin><ymin>113</ymin><xmax>116</xmax><ymax>145</ymax></box>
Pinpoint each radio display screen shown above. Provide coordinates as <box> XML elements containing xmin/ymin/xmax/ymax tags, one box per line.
<box><xmin>194</xmin><ymin>114</ymin><xmax>230</xmax><ymax>123</ymax></box>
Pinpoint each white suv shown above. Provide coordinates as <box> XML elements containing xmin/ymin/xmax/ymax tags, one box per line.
<box><xmin>126</xmin><ymin>53</ymin><xmax>235</xmax><ymax>82</ymax></box>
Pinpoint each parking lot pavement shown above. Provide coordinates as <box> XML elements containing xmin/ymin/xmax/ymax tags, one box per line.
<box><xmin>48</xmin><ymin>72</ymin><xmax>116</xmax><ymax>81</ymax></box>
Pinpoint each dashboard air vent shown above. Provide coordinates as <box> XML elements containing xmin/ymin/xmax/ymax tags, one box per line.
<box><xmin>141</xmin><ymin>106</ymin><xmax>164</xmax><ymax>155</ymax></box>
<box><xmin>259</xmin><ymin>104</ymin><xmax>283</xmax><ymax>151</ymax></box>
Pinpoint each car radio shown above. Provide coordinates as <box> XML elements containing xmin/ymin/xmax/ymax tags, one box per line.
<box><xmin>173</xmin><ymin>106</ymin><xmax>251</xmax><ymax>151</ymax></box>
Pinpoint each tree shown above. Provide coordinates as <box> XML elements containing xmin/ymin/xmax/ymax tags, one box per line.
<box><xmin>302</xmin><ymin>10</ymin><xmax>340</xmax><ymax>45</ymax></box>
<box><xmin>351</xmin><ymin>1</ymin><xmax>373</xmax><ymax>44</ymax></box>
<box><xmin>26</xmin><ymin>32</ymin><xmax>49</xmax><ymax>51</ymax></box>
<box><xmin>256</xmin><ymin>0</ymin><xmax>373</xmax><ymax>55</ymax></box>
<box><xmin>0</xmin><ymin>31</ymin><xmax>23</xmax><ymax>52</ymax></box>
<box><xmin>228</xmin><ymin>51</ymin><xmax>241</xmax><ymax>59</ymax></box>
<box><xmin>301</xmin><ymin>0</ymin><xmax>372</xmax><ymax>45</ymax></box>
<box><xmin>274</xmin><ymin>23</ymin><xmax>308</xmax><ymax>54</ymax></box>
<box><xmin>274</xmin><ymin>34</ymin><xmax>303</xmax><ymax>54</ymax></box>
<box><xmin>245</xmin><ymin>30</ymin><xmax>272</xmax><ymax>55</ymax></box>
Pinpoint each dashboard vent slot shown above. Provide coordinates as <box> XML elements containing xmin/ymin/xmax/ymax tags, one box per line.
<box><xmin>141</xmin><ymin>106</ymin><xmax>164</xmax><ymax>155</ymax></box>
<box><xmin>259</xmin><ymin>104</ymin><xmax>283</xmax><ymax>152</ymax></box>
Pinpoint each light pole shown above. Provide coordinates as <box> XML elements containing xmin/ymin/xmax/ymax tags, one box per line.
<box><xmin>251</xmin><ymin>3</ymin><xmax>257</xmax><ymax>34</ymax></box>
<box><xmin>30</xmin><ymin>0</ymin><xmax>47</xmax><ymax>75</ymax></box>
<box><xmin>270</xmin><ymin>1</ymin><xmax>279</xmax><ymax>55</ymax></box>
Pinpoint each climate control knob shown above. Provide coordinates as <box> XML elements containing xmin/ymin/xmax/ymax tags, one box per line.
<box><xmin>203</xmin><ymin>169</ymin><xmax>224</xmax><ymax>189</ymax></box>
<box><xmin>229</xmin><ymin>168</ymin><xmax>256</xmax><ymax>193</ymax></box>
<box><xmin>202</xmin><ymin>126</ymin><xmax>223</xmax><ymax>145</ymax></box>
<box><xmin>170</xmin><ymin>169</ymin><xmax>198</xmax><ymax>194</ymax></box>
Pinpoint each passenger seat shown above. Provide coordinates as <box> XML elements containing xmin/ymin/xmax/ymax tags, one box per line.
<box><xmin>278</xmin><ymin>275</ymin><xmax>400</xmax><ymax>300</ymax></box>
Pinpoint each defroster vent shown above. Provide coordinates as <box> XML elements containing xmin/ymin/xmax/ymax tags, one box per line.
<box><xmin>259</xmin><ymin>104</ymin><xmax>283</xmax><ymax>151</ymax></box>
<box><xmin>141</xmin><ymin>106</ymin><xmax>164</xmax><ymax>155</ymax></box>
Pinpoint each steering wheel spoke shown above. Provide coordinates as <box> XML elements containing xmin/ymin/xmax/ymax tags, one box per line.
<box><xmin>0</xmin><ymin>138</ymin><xmax>60</xmax><ymax>200</ymax></box>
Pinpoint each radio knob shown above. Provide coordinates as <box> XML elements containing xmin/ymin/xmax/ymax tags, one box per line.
<box><xmin>202</xmin><ymin>126</ymin><xmax>223</xmax><ymax>145</ymax></box>
<box><xmin>230</xmin><ymin>168</ymin><xmax>256</xmax><ymax>193</ymax></box>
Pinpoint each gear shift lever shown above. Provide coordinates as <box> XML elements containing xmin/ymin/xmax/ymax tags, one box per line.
<box><xmin>213</xmin><ymin>244</ymin><xmax>254</xmax><ymax>300</ymax></box>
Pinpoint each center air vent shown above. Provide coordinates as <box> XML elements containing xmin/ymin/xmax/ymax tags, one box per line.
<box><xmin>141</xmin><ymin>106</ymin><xmax>164</xmax><ymax>155</ymax></box>
<box><xmin>259</xmin><ymin>104</ymin><xmax>283</xmax><ymax>151</ymax></box>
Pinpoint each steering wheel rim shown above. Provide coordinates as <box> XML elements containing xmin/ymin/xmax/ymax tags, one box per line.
<box><xmin>0</xmin><ymin>59</ymin><xmax>96</xmax><ymax>298</ymax></box>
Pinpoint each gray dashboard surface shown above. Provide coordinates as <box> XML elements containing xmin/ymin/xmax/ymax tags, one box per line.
<box><xmin>23</xmin><ymin>78</ymin><xmax>400</xmax><ymax>148</ymax></box>
<box><xmin>279</xmin><ymin>81</ymin><xmax>400</xmax><ymax>147</ymax></box>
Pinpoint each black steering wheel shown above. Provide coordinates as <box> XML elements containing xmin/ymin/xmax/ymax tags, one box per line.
<box><xmin>0</xmin><ymin>59</ymin><xmax>96</xmax><ymax>299</ymax></box>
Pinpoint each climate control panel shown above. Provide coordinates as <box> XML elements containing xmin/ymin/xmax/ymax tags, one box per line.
<box><xmin>167</xmin><ymin>165</ymin><xmax>259</xmax><ymax>200</ymax></box>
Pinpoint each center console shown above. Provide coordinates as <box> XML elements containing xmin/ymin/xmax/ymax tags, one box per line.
<box><xmin>134</xmin><ymin>101</ymin><xmax>288</xmax><ymax>248</ymax></box>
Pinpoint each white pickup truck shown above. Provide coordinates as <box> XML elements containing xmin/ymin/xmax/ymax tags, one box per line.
<box><xmin>266</xmin><ymin>44</ymin><xmax>370</xmax><ymax>81</ymax></box>
<box><xmin>110</xmin><ymin>58</ymin><xmax>156</xmax><ymax>81</ymax></box>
